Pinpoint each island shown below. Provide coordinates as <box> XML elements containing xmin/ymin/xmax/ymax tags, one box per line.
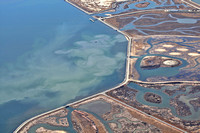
<box><xmin>144</xmin><ymin>92</ymin><xmax>162</xmax><ymax>104</ymax></box>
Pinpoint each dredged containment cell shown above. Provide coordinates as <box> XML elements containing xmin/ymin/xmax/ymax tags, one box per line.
<box><xmin>163</xmin><ymin>60</ymin><xmax>179</xmax><ymax>67</ymax></box>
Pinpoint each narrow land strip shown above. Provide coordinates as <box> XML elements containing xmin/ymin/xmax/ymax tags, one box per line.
<box><xmin>182</xmin><ymin>0</ymin><xmax>200</xmax><ymax>9</ymax></box>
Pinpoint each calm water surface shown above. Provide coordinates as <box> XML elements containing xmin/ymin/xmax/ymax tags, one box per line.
<box><xmin>0</xmin><ymin>0</ymin><xmax>127</xmax><ymax>132</ymax></box>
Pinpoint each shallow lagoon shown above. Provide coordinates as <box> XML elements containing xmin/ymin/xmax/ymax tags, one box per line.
<box><xmin>0</xmin><ymin>0</ymin><xmax>127</xmax><ymax>132</ymax></box>
<box><xmin>177</xmin><ymin>18</ymin><xmax>197</xmax><ymax>24</ymax></box>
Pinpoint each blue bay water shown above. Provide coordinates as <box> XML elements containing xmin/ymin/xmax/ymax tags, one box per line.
<box><xmin>0</xmin><ymin>0</ymin><xmax>127</xmax><ymax>132</ymax></box>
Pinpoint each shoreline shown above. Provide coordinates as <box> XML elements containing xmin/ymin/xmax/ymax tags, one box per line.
<box><xmin>14</xmin><ymin>11</ymin><xmax>131</xmax><ymax>133</ymax></box>
<box><xmin>182</xmin><ymin>0</ymin><xmax>200</xmax><ymax>9</ymax></box>
<box><xmin>190</xmin><ymin>0</ymin><xmax>200</xmax><ymax>6</ymax></box>
<box><xmin>14</xmin><ymin>0</ymin><xmax>200</xmax><ymax>132</ymax></box>
<box><xmin>14</xmin><ymin>106</ymin><xmax>65</xmax><ymax>133</ymax></box>
<box><xmin>64</xmin><ymin>0</ymin><xmax>93</xmax><ymax>15</ymax></box>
